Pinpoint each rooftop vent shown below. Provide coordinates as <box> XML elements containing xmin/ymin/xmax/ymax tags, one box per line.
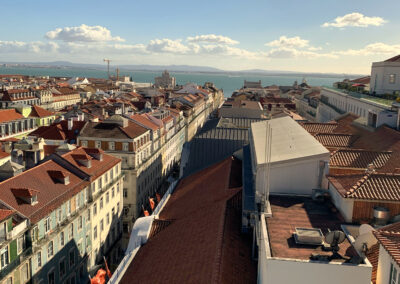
<box><xmin>294</xmin><ymin>227</ymin><xmax>323</xmax><ymax>245</ymax></box>
<box><xmin>73</xmin><ymin>154</ymin><xmax>92</xmax><ymax>168</ymax></box>
<box><xmin>11</xmin><ymin>188</ymin><xmax>39</xmax><ymax>205</ymax></box>
<box><xmin>48</xmin><ymin>170</ymin><xmax>70</xmax><ymax>185</ymax></box>
<box><xmin>84</xmin><ymin>148</ymin><xmax>103</xmax><ymax>161</ymax></box>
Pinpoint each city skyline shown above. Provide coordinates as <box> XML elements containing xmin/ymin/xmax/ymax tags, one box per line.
<box><xmin>1</xmin><ymin>0</ymin><xmax>399</xmax><ymax>74</ymax></box>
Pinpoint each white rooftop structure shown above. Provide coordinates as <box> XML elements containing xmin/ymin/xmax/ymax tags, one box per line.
<box><xmin>250</xmin><ymin>116</ymin><xmax>330</xmax><ymax>198</ymax></box>
<box><xmin>250</xmin><ymin>116</ymin><xmax>329</xmax><ymax>165</ymax></box>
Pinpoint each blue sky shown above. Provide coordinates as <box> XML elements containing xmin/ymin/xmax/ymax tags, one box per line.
<box><xmin>0</xmin><ymin>0</ymin><xmax>399</xmax><ymax>74</ymax></box>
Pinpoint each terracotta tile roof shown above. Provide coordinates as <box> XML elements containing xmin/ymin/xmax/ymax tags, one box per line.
<box><xmin>314</xmin><ymin>133</ymin><xmax>358</xmax><ymax>148</ymax></box>
<box><xmin>43</xmin><ymin>145</ymin><xmax>58</xmax><ymax>156</ymax></box>
<box><xmin>384</xmin><ymin>54</ymin><xmax>400</xmax><ymax>62</ymax></box>
<box><xmin>328</xmin><ymin>173</ymin><xmax>400</xmax><ymax>201</ymax></box>
<box><xmin>266</xmin><ymin>196</ymin><xmax>356</xmax><ymax>261</ymax></box>
<box><xmin>29</xmin><ymin>120</ymin><xmax>86</xmax><ymax>142</ymax></box>
<box><xmin>300</xmin><ymin>122</ymin><xmax>338</xmax><ymax>134</ymax></box>
<box><xmin>373</xmin><ymin>222</ymin><xmax>400</xmax><ymax>268</ymax></box>
<box><xmin>80</xmin><ymin>120</ymin><xmax>147</xmax><ymax>140</ymax></box>
<box><xmin>330</xmin><ymin>149</ymin><xmax>392</xmax><ymax>169</ymax></box>
<box><xmin>0</xmin><ymin>150</ymin><xmax>10</xmax><ymax>159</ymax></box>
<box><xmin>0</xmin><ymin>109</ymin><xmax>24</xmax><ymax>123</ymax></box>
<box><xmin>11</xmin><ymin>187</ymin><xmax>39</xmax><ymax>198</ymax></box>
<box><xmin>0</xmin><ymin>147</ymin><xmax>119</xmax><ymax>223</ymax></box>
<box><xmin>130</xmin><ymin>114</ymin><xmax>159</xmax><ymax>131</ymax></box>
<box><xmin>0</xmin><ymin>160</ymin><xmax>87</xmax><ymax>223</ymax></box>
<box><xmin>29</xmin><ymin>105</ymin><xmax>54</xmax><ymax>118</ymax></box>
<box><xmin>121</xmin><ymin>157</ymin><xmax>257</xmax><ymax>284</ymax></box>
<box><xmin>350</xmin><ymin>76</ymin><xmax>371</xmax><ymax>85</ymax></box>
<box><xmin>0</xmin><ymin>209</ymin><xmax>14</xmax><ymax>222</ymax></box>
<box><xmin>61</xmin><ymin>147</ymin><xmax>120</xmax><ymax>181</ymax></box>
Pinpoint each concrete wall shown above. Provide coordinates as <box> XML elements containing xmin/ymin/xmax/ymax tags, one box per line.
<box><xmin>264</xmin><ymin>258</ymin><xmax>372</xmax><ymax>284</ymax></box>
<box><xmin>376</xmin><ymin>245</ymin><xmax>397</xmax><ymax>284</ymax></box>
<box><xmin>255</xmin><ymin>155</ymin><xmax>329</xmax><ymax>199</ymax></box>
<box><xmin>328</xmin><ymin>182</ymin><xmax>354</xmax><ymax>222</ymax></box>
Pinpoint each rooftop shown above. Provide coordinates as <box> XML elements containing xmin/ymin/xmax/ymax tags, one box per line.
<box><xmin>121</xmin><ymin>157</ymin><xmax>257</xmax><ymax>284</ymax></box>
<box><xmin>373</xmin><ymin>222</ymin><xmax>400</xmax><ymax>268</ymax></box>
<box><xmin>251</xmin><ymin>116</ymin><xmax>329</xmax><ymax>165</ymax></box>
<box><xmin>79</xmin><ymin>119</ymin><xmax>148</xmax><ymax>140</ymax></box>
<box><xmin>328</xmin><ymin>173</ymin><xmax>400</xmax><ymax>201</ymax></box>
<box><xmin>330</xmin><ymin>149</ymin><xmax>392</xmax><ymax>169</ymax></box>
<box><xmin>266</xmin><ymin>196</ymin><xmax>357</xmax><ymax>262</ymax></box>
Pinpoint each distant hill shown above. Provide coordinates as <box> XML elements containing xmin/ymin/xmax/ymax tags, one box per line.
<box><xmin>0</xmin><ymin>61</ymin><xmax>365</xmax><ymax>78</ymax></box>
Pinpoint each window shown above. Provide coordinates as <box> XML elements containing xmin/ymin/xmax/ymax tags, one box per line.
<box><xmin>99</xmin><ymin>178</ymin><xmax>103</xmax><ymax>189</ymax></box>
<box><xmin>100</xmin><ymin>219</ymin><xmax>104</xmax><ymax>231</ymax></box>
<box><xmin>123</xmin><ymin>143</ymin><xmax>129</xmax><ymax>151</ymax></box>
<box><xmin>117</xmin><ymin>182</ymin><xmax>120</xmax><ymax>193</ymax></box>
<box><xmin>123</xmin><ymin>189</ymin><xmax>128</xmax><ymax>198</ymax></box>
<box><xmin>93</xmin><ymin>203</ymin><xmax>97</xmax><ymax>216</ymax></box>
<box><xmin>78</xmin><ymin>216</ymin><xmax>83</xmax><ymax>230</ymax></box>
<box><xmin>390</xmin><ymin>263</ymin><xmax>398</xmax><ymax>284</ymax></box>
<box><xmin>87</xmin><ymin>209</ymin><xmax>91</xmax><ymax>222</ymax></box>
<box><xmin>32</xmin><ymin>226</ymin><xmax>38</xmax><ymax>242</ymax></box>
<box><xmin>1</xmin><ymin>246</ymin><xmax>9</xmax><ymax>268</ymax></box>
<box><xmin>36</xmin><ymin>251</ymin><xmax>42</xmax><ymax>268</ymax></box>
<box><xmin>67</xmin><ymin>200</ymin><xmax>71</xmax><ymax>216</ymax></box>
<box><xmin>106</xmin><ymin>192</ymin><xmax>109</xmax><ymax>204</ymax></box>
<box><xmin>45</xmin><ymin>217</ymin><xmax>51</xmax><ymax>233</ymax></box>
<box><xmin>86</xmin><ymin>234</ymin><xmax>90</xmax><ymax>248</ymax></box>
<box><xmin>94</xmin><ymin>226</ymin><xmax>97</xmax><ymax>240</ymax></box>
<box><xmin>69</xmin><ymin>223</ymin><xmax>74</xmax><ymax>239</ymax></box>
<box><xmin>95</xmin><ymin>141</ymin><xmax>101</xmax><ymax>148</ymax></box>
<box><xmin>69</xmin><ymin>250</ymin><xmax>75</xmax><ymax>267</ymax></box>
<box><xmin>81</xmin><ymin>140</ymin><xmax>88</xmax><ymax>147</ymax></box>
<box><xmin>91</xmin><ymin>182</ymin><xmax>96</xmax><ymax>193</ymax></box>
<box><xmin>48</xmin><ymin>270</ymin><xmax>55</xmax><ymax>284</ymax></box>
<box><xmin>17</xmin><ymin>236</ymin><xmax>24</xmax><ymax>254</ymax></box>
<box><xmin>117</xmin><ymin>202</ymin><xmax>120</xmax><ymax>213</ymax></box>
<box><xmin>100</xmin><ymin>198</ymin><xmax>103</xmax><ymax>210</ymax></box>
<box><xmin>59</xmin><ymin>258</ymin><xmax>66</xmax><ymax>278</ymax></box>
<box><xmin>123</xmin><ymin>207</ymin><xmax>129</xmax><ymax>216</ymax></box>
<box><xmin>389</xmin><ymin>74</ymin><xmax>396</xmax><ymax>84</ymax></box>
<box><xmin>106</xmin><ymin>213</ymin><xmax>110</xmax><ymax>225</ymax></box>
<box><xmin>109</xmin><ymin>142</ymin><xmax>115</xmax><ymax>150</ymax></box>
<box><xmin>58</xmin><ymin>208</ymin><xmax>62</xmax><ymax>223</ymax></box>
<box><xmin>112</xmin><ymin>187</ymin><xmax>115</xmax><ymax>198</ymax></box>
<box><xmin>5</xmin><ymin>277</ymin><xmax>12</xmax><ymax>284</ymax></box>
<box><xmin>78</xmin><ymin>242</ymin><xmax>83</xmax><ymax>256</ymax></box>
<box><xmin>123</xmin><ymin>223</ymin><xmax>129</xmax><ymax>234</ymax></box>
<box><xmin>60</xmin><ymin>231</ymin><xmax>65</xmax><ymax>247</ymax></box>
<box><xmin>112</xmin><ymin>207</ymin><xmax>115</xmax><ymax>217</ymax></box>
<box><xmin>47</xmin><ymin>241</ymin><xmax>53</xmax><ymax>258</ymax></box>
<box><xmin>21</xmin><ymin>263</ymin><xmax>29</xmax><ymax>283</ymax></box>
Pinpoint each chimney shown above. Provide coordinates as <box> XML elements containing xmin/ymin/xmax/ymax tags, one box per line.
<box><xmin>67</xmin><ymin>118</ymin><xmax>73</xmax><ymax>131</ymax></box>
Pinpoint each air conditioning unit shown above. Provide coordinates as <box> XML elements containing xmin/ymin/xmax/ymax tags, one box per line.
<box><xmin>294</xmin><ymin>227</ymin><xmax>323</xmax><ymax>245</ymax></box>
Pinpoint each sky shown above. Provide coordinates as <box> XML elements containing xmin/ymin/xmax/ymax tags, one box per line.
<box><xmin>0</xmin><ymin>0</ymin><xmax>399</xmax><ymax>74</ymax></box>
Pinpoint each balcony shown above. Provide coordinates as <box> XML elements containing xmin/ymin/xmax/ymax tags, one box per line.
<box><xmin>0</xmin><ymin>247</ymin><xmax>32</xmax><ymax>281</ymax></box>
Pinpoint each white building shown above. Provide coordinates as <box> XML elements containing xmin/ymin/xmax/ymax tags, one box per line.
<box><xmin>317</xmin><ymin>87</ymin><xmax>398</xmax><ymax>129</ymax></box>
<box><xmin>370</xmin><ymin>55</ymin><xmax>400</xmax><ymax>95</ymax></box>
<box><xmin>249</xmin><ymin>116</ymin><xmax>330</xmax><ymax>201</ymax></box>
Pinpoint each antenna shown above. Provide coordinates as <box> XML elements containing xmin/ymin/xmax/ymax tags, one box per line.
<box><xmin>324</xmin><ymin>230</ymin><xmax>346</xmax><ymax>260</ymax></box>
<box><xmin>103</xmin><ymin>59</ymin><xmax>111</xmax><ymax>79</ymax></box>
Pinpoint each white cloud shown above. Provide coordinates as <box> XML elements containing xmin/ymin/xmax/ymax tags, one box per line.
<box><xmin>187</xmin><ymin>34</ymin><xmax>239</xmax><ymax>45</ymax></box>
<box><xmin>334</xmin><ymin>42</ymin><xmax>400</xmax><ymax>56</ymax></box>
<box><xmin>266</xmin><ymin>47</ymin><xmax>337</xmax><ymax>59</ymax></box>
<box><xmin>45</xmin><ymin>24</ymin><xmax>124</xmax><ymax>42</ymax></box>
<box><xmin>265</xmin><ymin>36</ymin><xmax>309</xmax><ymax>48</ymax></box>
<box><xmin>0</xmin><ymin>41</ymin><xmax>58</xmax><ymax>53</ymax></box>
<box><xmin>322</xmin><ymin>13</ymin><xmax>387</xmax><ymax>28</ymax></box>
<box><xmin>264</xmin><ymin>36</ymin><xmax>334</xmax><ymax>59</ymax></box>
<box><xmin>146</xmin><ymin>38</ymin><xmax>190</xmax><ymax>54</ymax></box>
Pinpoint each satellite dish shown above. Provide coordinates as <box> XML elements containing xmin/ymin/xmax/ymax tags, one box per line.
<box><xmin>324</xmin><ymin>230</ymin><xmax>346</xmax><ymax>259</ymax></box>
<box><xmin>359</xmin><ymin>224</ymin><xmax>375</xmax><ymax>236</ymax></box>
<box><xmin>325</xmin><ymin>230</ymin><xmax>346</xmax><ymax>246</ymax></box>
<box><xmin>354</xmin><ymin>231</ymin><xmax>377</xmax><ymax>254</ymax></box>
